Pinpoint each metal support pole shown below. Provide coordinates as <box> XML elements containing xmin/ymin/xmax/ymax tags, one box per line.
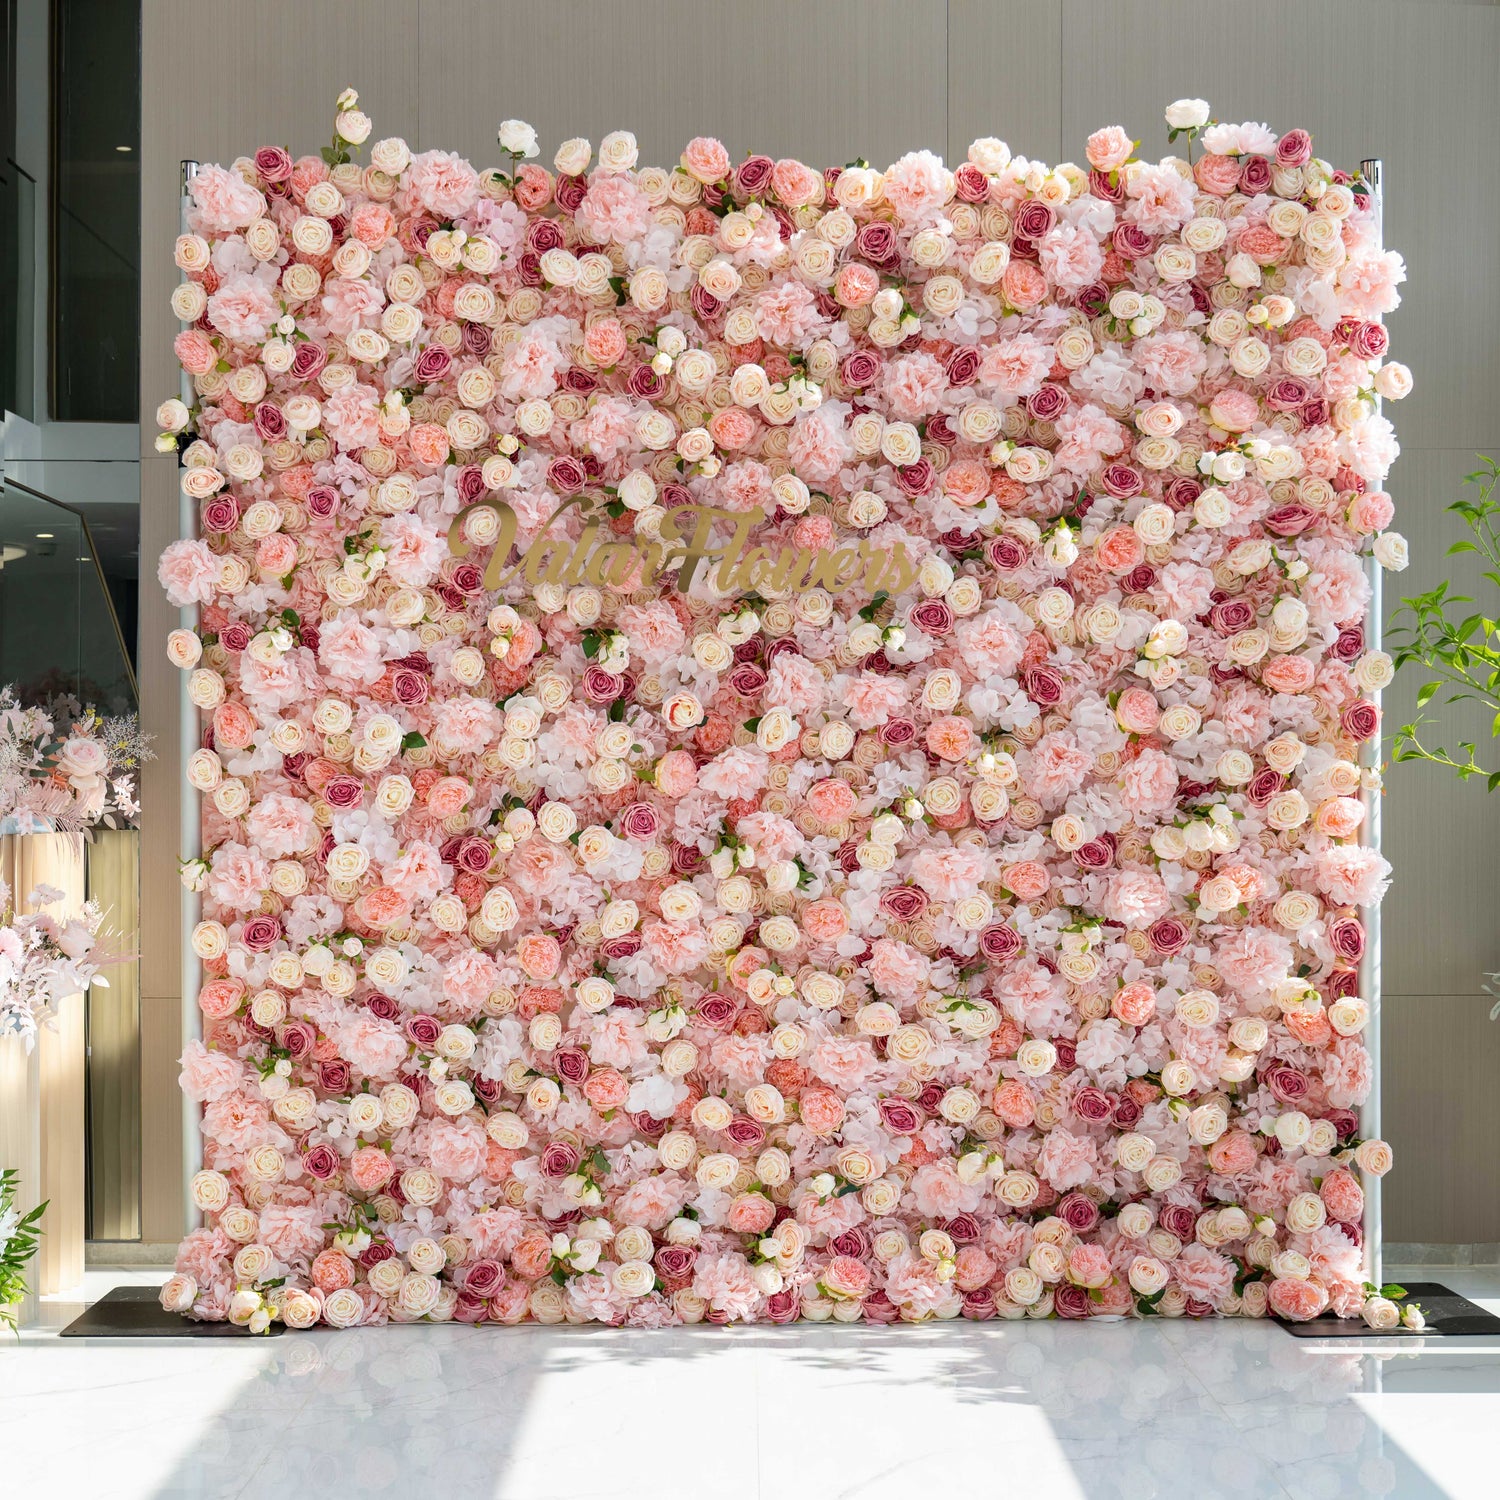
<box><xmin>1358</xmin><ymin>157</ymin><xmax>1384</xmax><ymax>1289</ymax></box>
<box><xmin>179</xmin><ymin>159</ymin><xmax>203</xmax><ymax>1234</ymax></box>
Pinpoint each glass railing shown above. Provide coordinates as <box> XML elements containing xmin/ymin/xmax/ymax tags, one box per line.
<box><xmin>0</xmin><ymin>473</ymin><xmax>136</xmax><ymax>713</ymax></box>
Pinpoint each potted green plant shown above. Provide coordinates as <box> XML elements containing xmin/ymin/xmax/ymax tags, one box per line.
<box><xmin>0</xmin><ymin>1169</ymin><xmax>45</xmax><ymax>1332</ymax></box>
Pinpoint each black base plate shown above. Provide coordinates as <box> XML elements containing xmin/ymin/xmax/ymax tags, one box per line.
<box><xmin>58</xmin><ymin>1284</ymin><xmax>284</xmax><ymax>1337</ymax></box>
<box><xmin>1276</xmin><ymin>1281</ymin><xmax>1500</xmax><ymax>1338</ymax></box>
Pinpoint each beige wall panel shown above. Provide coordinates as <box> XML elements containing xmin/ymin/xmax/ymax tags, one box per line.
<box><xmin>1378</xmin><ymin>448</ymin><xmax>1500</xmax><ymax>996</ymax></box>
<box><xmin>947</xmin><ymin>0</ymin><xmax>1064</xmax><ymax>167</ymax></box>
<box><xmin>416</xmin><ymin>0</ymin><xmax>947</xmax><ymax>172</ymax></box>
<box><xmin>1385</xmin><ymin>993</ymin><xmax>1500</xmax><ymax>1242</ymax></box>
<box><xmin>1060</xmin><ymin>0</ymin><xmax>1500</xmax><ymax>454</ymax></box>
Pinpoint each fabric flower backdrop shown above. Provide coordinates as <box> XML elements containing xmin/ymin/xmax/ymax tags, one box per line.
<box><xmin>158</xmin><ymin>92</ymin><xmax>1407</xmax><ymax>1331</ymax></box>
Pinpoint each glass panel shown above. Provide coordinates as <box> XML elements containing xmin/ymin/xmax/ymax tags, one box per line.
<box><xmin>50</xmin><ymin>0</ymin><xmax>140</xmax><ymax>423</ymax></box>
<box><xmin>0</xmin><ymin>475</ymin><xmax>135</xmax><ymax>712</ymax></box>
<box><xmin>1</xmin><ymin>164</ymin><xmax>34</xmax><ymax>421</ymax></box>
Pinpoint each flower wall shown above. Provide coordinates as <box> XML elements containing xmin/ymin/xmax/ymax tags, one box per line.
<box><xmin>158</xmin><ymin>95</ymin><xmax>1407</xmax><ymax>1331</ymax></box>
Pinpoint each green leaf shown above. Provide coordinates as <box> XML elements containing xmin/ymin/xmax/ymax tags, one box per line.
<box><xmin>401</xmin><ymin>731</ymin><xmax>426</xmax><ymax>751</ymax></box>
<box><xmin>1380</xmin><ymin>1282</ymin><xmax>1408</xmax><ymax>1300</ymax></box>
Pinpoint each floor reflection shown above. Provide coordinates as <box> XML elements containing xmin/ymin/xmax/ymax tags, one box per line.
<box><xmin>6</xmin><ymin>1266</ymin><xmax>1498</xmax><ymax>1499</ymax></box>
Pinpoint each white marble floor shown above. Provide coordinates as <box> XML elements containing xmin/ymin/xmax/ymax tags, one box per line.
<box><xmin>4</xmin><ymin>1266</ymin><xmax>1500</xmax><ymax>1500</ymax></box>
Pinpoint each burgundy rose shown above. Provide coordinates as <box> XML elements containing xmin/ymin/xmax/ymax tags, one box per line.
<box><xmin>896</xmin><ymin>459</ymin><xmax>934</xmax><ymax>496</ymax></box>
<box><xmin>241</xmin><ymin>915</ymin><xmax>281</xmax><ymax>952</ymax></box>
<box><xmin>1327</xmin><ymin>968</ymin><xmax>1360</xmax><ymax>1001</ymax></box>
<box><xmin>464</xmin><ymin>1259</ymin><xmax>505</xmax><ymax>1298</ymax></box>
<box><xmin>945</xmin><ymin>346</ymin><xmax>980</xmax><ymax>386</ymax></box>
<box><xmin>735</xmin><ymin>154</ymin><xmax>775</xmax><ymax>196</ymax></box>
<box><xmin>1210</xmin><ymin>598</ymin><xmax>1256</xmax><ymax>634</ymax></box>
<box><xmin>525</xmin><ymin>218</ymin><xmax>563</xmax><ymax>256</ymax></box>
<box><xmin>917</xmin><ymin>1081</ymin><xmax>947</xmax><ymax>1114</ymax></box>
<box><xmin>927</xmin><ymin>414</ymin><xmax>957</xmax><ymax>447</ymax></box>
<box><xmin>854</xmin><ymin>222</ymin><xmax>897</xmax><ymax>265</ymax></box>
<box><xmin>254</xmin><ymin>145</ymin><xmax>293</xmax><ymax>183</ymax></box>
<box><xmin>910</xmin><ymin>600</ymin><xmax>954</xmax><ymax>636</ymax></box>
<box><xmin>1277</xmin><ymin>129</ymin><xmax>1313</xmax><ymax>167</ymax></box>
<box><xmin>474</xmin><ymin>1075</ymin><xmax>502</xmax><ymax>1105</ymax></box>
<box><xmin>447</xmin><ymin>560</ymin><xmax>484</xmax><ymax>597</ymax></box>
<box><xmin>862</xmin><ymin>1291</ymin><xmax>901</xmax><ymax>1324</ymax></box>
<box><xmin>695</xmin><ymin>993</ymin><xmax>739</xmax><ymax>1030</ymax></box>
<box><xmin>988</xmin><ymin>536</ymin><xmax>1030</xmax><ymax>572</ymax></box>
<box><xmin>1301</xmin><ymin>397</ymin><xmax>1329</xmax><ymax>427</ymax></box>
<box><xmin>562</xmin><ymin>366</ymin><xmax>598</xmax><ymax>396</ymax></box>
<box><xmin>617</xmin><ymin>802</ymin><xmax>659</xmax><ymax>842</ymax></box>
<box><xmin>962</xmin><ymin>1289</ymin><xmax>997</xmax><ymax>1321</ymax></box>
<box><xmin>1266</xmin><ymin>377</ymin><xmax>1310</xmax><ymax>413</ymax></box>
<box><xmin>725</xmin><ymin>1116</ymin><xmax>766</xmax><ymax>1150</ymax></box>
<box><xmin>627</xmin><ymin>365</ymin><xmax>665</xmax><ymax>400</ymax></box>
<box><xmin>728</xmin><ymin>662</ymin><xmax>767</xmax><ymax>697</ymax></box>
<box><xmin>979</xmin><ymin>924</ymin><xmax>1022</xmax><ymax>961</ymax></box>
<box><xmin>541</xmin><ymin>1141</ymin><xmax>582</xmax><ymax>1179</ymax></box>
<box><xmin>303</xmin><ymin>1145</ymin><xmax>340</xmax><ymax>1180</ymax></box>
<box><xmin>1054</xmin><ymin>1284</ymin><xmax>1092</xmax><ymax>1319</ymax></box>
<box><xmin>840</xmin><ymin>349</ymin><xmax>883</xmax><ymax>388</ymax></box>
<box><xmin>1349</xmin><ymin>321</ymin><xmax>1389</xmax><ymax>359</ymax></box>
<box><xmin>1147</xmin><ymin>916</ymin><xmax>1190</xmax><ymax>955</ymax></box>
<box><xmin>1328</xmin><ymin>918</ymin><xmax>1366</xmax><ymax>965</ymax></box>
<box><xmin>1325</xmin><ymin>1107</ymin><xmax>1359</xmax><ymax>1140</ymax></box>
<box><xmin>365</xmin><ymin>993</ymin><xmax>399</xmax><ymax>1021</ymax></box>
<box><xmin>1238</xmin><ymin>155</ymin><xmax>1273</xmax><ymax>195</ymax></box>
<box><xmin>1089</xmin><ymin>169</ymin><xmax>1125</xmax><ymax>205</ymax></box>
<box><xmin>318</xmin><ymin>1059</ymin><xmax>352</xmax><ymax>1093</ymax></box>
<box><xmin>1341</xmin><ymin>700</ymin><xmax>1380</xmax><ymax>742</ymax></box>
<box><xmin>201</xmin><ymin>495</ymin><xmax>239</xmax><ymax>535</ymax></box>
<box><xmin>763</xmin><ymin>1289</ymin><xmax>801</xmax><ymax>1324</ymax></box>
<box><xmin>879</xmin><ymin>886</ymin><xmax>929</xmax><ymax>922</ymax></box>
<box><xmin>361</xmin><ymin>1240</ymin><xmax>396</xmax><ymax>1268</ymax></box>
<box><xmin>1101</xmin><ymin>463</ymin><xmax>1143</xmax><ymax>500</ymax></box>
<box><xmin>1160</xmin><ymin>1203</ymin><xmax>1199</xmax><ymax>1242</ymax></box>
<box><xmin>670</xmin><ymin>842</ymin><xmax>705</xmax><ymax>876</ymax></box>
<box><xmin>1264</xmin><ymin>1064</ymin><xmax>1310</xmax><ymax>1104</ymax></box>
<box><xmin>554</xmin><ymin>1049</ymin><xmax>589</xmax><ymax>1084</ymax></box>
<box><xmin>281</xmin><ymin>1019</ymin><xmax>316</xmax><ymax>1058</ymax></box>
<box><xmin>411</xmin><ymin>344</ymin><xmax>452</xmax><ymax>385</ymax></box>
<box><xmin>553</xmin><ymin>173</ymin><xmax>587</xmax><ymax>212</ymax></box>
<box><xmin>289</xmin><ymin>341</ymin><xmax>326</xmax><ymax>381</ymax></box>
<box><xmin>1071</xmin><ymin>1087</ymin><xmax>1113</xmax><ymax>1125</ymax></box>
<box><xmin>880</xmin><ymin>717</ymin><xmax>916</xmax><ymax>747</ymax></box>
<box><xmin>461</xmin><ymin>322</ymin><xmax>491</xmax><ymax>357</ymax></box>
<box><xmin>1015</xmin><ymin>199</ymin><xmax>1055</xmax><ymax>240</ymax></box>
<box><xmin>457</xmin><ymin>836</ymin><xmax>493</xmax><ymax>874</ymax></box>
<box><xmin>547</xmin><ymin>456</ymin><xmax>587</xmax><ymax>493</ymax></box>
<box><xmin>324</xmin><ymin>774</ymin><xmax>364</xmax><ymax>809</ymax></box>
<box><xmin>1247</xmin><ymin>768</ymin><xmax>1287</xmax><ymax>806</ymax></box>
<box><xmin>599</xmin><ymin>932</ymin><xmax>641</xmax><ymax>960</ymax></box>
<box><xmin>1023</xmin><ymin>665</ymin><xmax>1064</xmax><ymax>706</ymax></box>
<box><xmin>1124</xmin><ymin>563</ymin><xmax>1159</xmax><ymax>594</ymax></box>
<box><xmin>1057</xmin><ymin>1191</ymin><xmax>1101</xmax><ymax>1233</ymax></box>
<box><xmin>1026</xmin><ymin>382</ymin><xmax>1069</xmax><ymax>422</ymax></box>
<box><xmin>1265</xmin><ymin>503</ymin><xmax>1318</xmax><ymax>537</ymax></box>
<box><xmin>655</xmin><ymin>1243</ymin><xmax>697</xmax><ymax>1281</ymax></box>
<box><xmin>879</xmin><ymin>1098</ymin><xmax>923</xmax><ymax>1135</ymax></box>
<box><xmin>253</xmin><ymin>401</ymin><xmax>287</xmax><ymax>442</ymax></box>
<box><xmin>404</xmin><ymin>1013</ymin><xmax>442</xmax><ymax>1049</ymax></box>
<box><xmin>391</xmin><ymin>668</ymin><xmax>429</xmax><ymax>705</ymax></box>
<box><xmin>1334</xmin><ymin>625</ymin><xmax>1364</xmax><ymax>661</ymax></box>
<box><xmin>1164</xmin><ymin>475</ymin><xmax>1202</xmax><ymax>510</ymax></box>
<box><xmin>953</xmin><ymin>161</ymin><xmax>989</xmax><ymax>203</ymax></box>
<box><xmin>219</xmin><ymin>622</ymin><xmax>251</xmax><ymax>653</ymax></box>
<box><xmin>1112</xmin><ymin>1095</ymin><xmax>1142</xmax><ymax>1128</ymax></box>
<box><xmin>305</xmin><ymin>486</ymin><xmax>339</xmax><ymax>519</ymax></box>
<box><xmin>1112</xmin><ymin>222</ymin><xmax>1153</xmax><ymax>259</ymax></box>
<box><xmin>583</xmin><ymin>666</ymin><xmax>624</xmax><ymax>703</ymax></box>
<box><xmin>1074</xmin><ymin>837</ymin><xmax>1114</xmax><ymax>872</ymax></box>
<box><xmin>689</xmin><ymin>283</ymin><xmax>722</xmax><ymax>322</ymax></box>
<box><xmin>831</xmin><ymin>1227</ymin><xmax>871</xmax><ymax>1259</ymax></box>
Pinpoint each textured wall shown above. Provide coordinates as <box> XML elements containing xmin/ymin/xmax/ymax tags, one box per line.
<box><xmin>139</xmin><ymin>0</ymin><xmax>1500</xmax><ymax>1244</ymax></box>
